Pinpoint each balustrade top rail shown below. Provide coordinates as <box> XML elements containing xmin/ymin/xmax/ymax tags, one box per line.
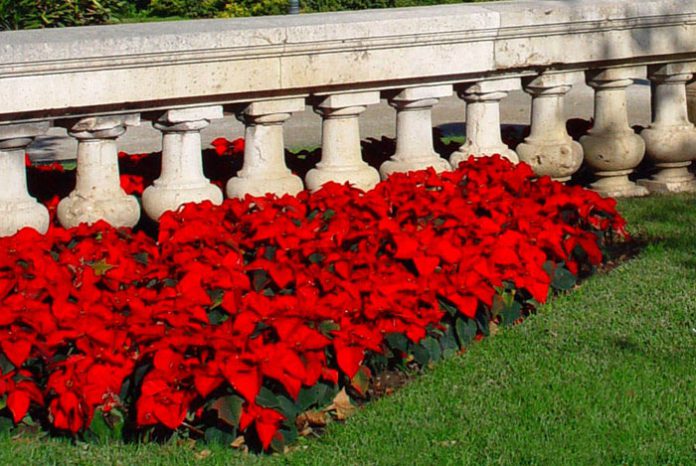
<box><xmin>2</xmin><ymin>0</ymin><xmax>696</xmax><ymax>122</ymax></box>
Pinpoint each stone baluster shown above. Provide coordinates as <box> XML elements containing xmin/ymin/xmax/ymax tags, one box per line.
<box><xmin>306</xmin><ymin>92</ymin><xmax>381</xmax><ymax>192</ymax></box>
<box><xmin>142</xmin><ymin>106</ymin><xmax>224</xmax><ymax>220</ymax></box>
<box><xmin>516</xmin><ymin>73</ymin><xmax>583</xmax><ymax>181</ymax></box>
<box><xmin>227</xmin><ymin>98</ymin><xmax>305</xmax><ymax>198</ymax></box>
<box><xmin>450</xmin><ymin>78</ymin><xmax>520</xmax><ymax>167</ymax></box>
<box><xmin>686</xmin><ymin>82</ymin><xmax>696</xmax><ymax>125</ymax></box>
<box><xmin>580</xmin><ymin>67</ymin><xmax>648</xmax><ymax>197</ymax></box>
<box><xmin>638</xmin><ymin>63</ymin><xmax>696</xmax><ymax>193</ymax></box>
<box><xmin>380</xmin><ymin>85</ymin><xmax>452</xmax><ymax>179</ymax></box>
<box><xmin>57</xmin><ymin>115</ymin><xmax>141</xmax><ymax>228</ymax></box>
<box><xmin>0</xmin><ymin>122</ymin><xmax>51</xmax><ymax>236</ymax></box>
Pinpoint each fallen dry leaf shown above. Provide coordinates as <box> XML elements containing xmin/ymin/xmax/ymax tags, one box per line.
<box><xmin>230</xmin><ymin>435</ymin><xmax>246</xmax><ymax>449</ymax></box>
<box><xmin>324</xmin><ymin>388</ymin><xmax>356</xmax><ymax>421</ymax></box>
<box><xmin>296</xmin><ymin>410</ymin><xmax>328</xmax><ymax>430</ymax></box>
<box><xmin>194</xmin><ymin>449</ymin><xmax>212</xmax><ymax>460</ymax></box>
<box><xmin>176</xmin><ymin>438</ymin><xmax>196</xmax><ymax>450</ymax></box>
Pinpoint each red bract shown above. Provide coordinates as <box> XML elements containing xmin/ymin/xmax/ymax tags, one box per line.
<box><xmin>240</xmin><ymin>402</ymin><xmax>285</xmax><ymax>449</ymax></box>
<box><xmin>211</xmin><ymin>137</ymin><xmax>245</xmax><ymax>157</ymax></box>
<box><xmin>0</xmin><ymin>155</ymin><xmax>626</xmax><ymax>451</ymax></box>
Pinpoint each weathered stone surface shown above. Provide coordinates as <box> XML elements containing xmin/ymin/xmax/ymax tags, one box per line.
<box><xmin>639</xmin><ymin>63</ymin><xmax>696</xmax><ymax>193</ymax></box>
<box><xmin>57</xmin><ymin>115</ymin><xmax>141</xmax><ymax>228</ymax></box>
<box><xmin>581</xmin><ymin>66</ymin><xmax>649</xmax><ymax>198</ymax></box>
<box><xmin>0</xmin><ymin>122</ymin><xmax>51</xmax><ymax>142</ymax></box>
<box><xmin>685</xmin><ymin>82</ymin><xmax>696</xmax><ymax>124</ymax></box>
<box><xmin>492</xmin><ymin>1</ymin><xmax>696</xmax><ymax>69</ymax></box>
<box><xmin>306</xmin><ymin>92</ymin><xmax>380</xmax><ymax>192</ymax></box>
<box><xmin>1</xmin><ymin>1</ymin><xmax>695</xmax><ymax>121</ymax></box>
<box><xmin>450</xmin><ymin>78</ymin><xmax>520</xmax><ymax>166</ymax></box>
<box><xmin>0</xmin><ymin>122</ymin><xmax>51</xmax><ymax>235</ymax></box>
<box><xmin>1</xmin><ymin>0</ymin><xmax>696</xmax><ymax>236</ymax></box>
<box><xmin>380</xmin><ymin>85</ymin><xmax>452</xmax><ymax>179</ymax></box>
<box><xmin>516</xmin><ymin>72</ymin><xmax>583</xmax><ymax>181</ymax></box>
<box><xmin>227</xmin><ymin>98</ymin><xmax>305</xmax><ymax>198</ymax></box>
<box><xmin>142</xmin><ymin>106</ymin><xmax>224</xmax><ymax>220</ymax></box>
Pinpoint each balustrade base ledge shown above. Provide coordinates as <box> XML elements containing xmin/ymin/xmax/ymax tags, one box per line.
<box><xmin>590</xmin><ymin>176</ymin><xmax>650</xmax><ymax>198</ymax></box>
<box><xmin>637</xmin><ymin>176</ymin><xmax>696</xmax><ymax>194</ymax></box>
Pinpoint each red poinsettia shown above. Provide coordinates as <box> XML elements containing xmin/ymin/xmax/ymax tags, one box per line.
<box><xmin>0</xmin><ymin>154</ymin><xmax>626</xmax><ymax>451</ymax></box>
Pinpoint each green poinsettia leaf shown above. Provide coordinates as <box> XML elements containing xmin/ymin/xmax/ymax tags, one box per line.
<box><xmin>552</xmin><ymin>265</ymin><xmax>577</xmax><ymax>291</ymax></box>
<box><xmin>421</xmin><ymin>336</ymin><xmax>442</xmax><ymax>362</ymax></box>
<box><xmin>87</xmin><ymin>258</ymin><xmax>115</xmax><ymax>276</ymax></box>
<box><xmin>455</xmin><ymin>317</ymin><xmax>477</xmax><ymax>348</ymax></box>
<box><xmin>211</xmin><ymin>395</ymin><xmax>244</xmax><ymax>428</ymax></box>
<box><xmin>256</xmin><ymin>387</ymin><xmax>280</xmax><ymax>409</ymax></box>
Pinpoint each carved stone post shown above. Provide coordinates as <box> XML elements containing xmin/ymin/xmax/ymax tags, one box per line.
<box><xmin>638</xmin><ymin>63</ymin><xmax>696</xmax><ymax>193</ymax></box>
<box><xmin>227</xmin><ymin>98</ymin><xmax>305</xmax><ymax>198</ymax></box>
<box><xmin>516</xmin><ymin>73</ymin><xmax>583</xmax><ymax>181</ymax></box>
<box><xmin>0</xmin><ymin>122</ymin><xmax>51</xmax><ymax>236</ymax></box>
<box><xmin>450</xmin><ymin>78</ymin><xmax>520</xmax><ymax>167</ymax></box>
<box><xmin>142</xmin><ymin>106</ymin><xmax>224</xmax><ymax>220</ymax></box>
<box><xmin>306</xmin><ymin>92</ymin><xmax>381</xmax><ymax>192</ymax></box>
<box><xmin>58</xmin><ymin>115</ymin><xmax>141</xmax><ymax>228</ymax></box>
<box><xmin>580</xmin><ymin>67</ymin><xmax>648</xmax><ymax>197</ymax></box>
<box><xmin>380</xmin><ymin>85</ymin><xmax>452</xmax><ymax>179</ymax></box>
<box><xmin>686</xmin><ymin>82</ymin><xmax>696</xmax><ymax>125</ymax></box>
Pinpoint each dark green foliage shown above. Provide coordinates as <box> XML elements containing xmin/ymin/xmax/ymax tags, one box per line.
<box><xmin>0</xmin><ymin>0</ymin><xmax>128</xmax><ymax>30</ymax></box>
<box><xmin>301</xmin><ymin>0</ymin><xmax>471</xmax><ymax>13</ymax></box>
<box><xmin>219</xmin><ymin>0</ymin><xmax>290</xmax><ymax>17</ymax></box>
<box><xmin>147</xmin><ymin>0</ymin><xmax>226</xmax><ymax>18</ymax></box>
<box><xmin>0</xmin><ymin>0</ymin><xmax>491</xmax><ymax>28</ymax></box>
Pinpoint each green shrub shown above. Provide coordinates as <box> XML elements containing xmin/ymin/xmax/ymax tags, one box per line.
<box><xmin>0</xmin><ymin>0</ymin><xmax>128</xmax><ymax>30</ymax></box>
<box><xmin>147</xmin><ymin>0</ymin><xmax>226</xmax><ymax>18</ymax></box>
<box><xmin>300</xmin><ymin>0</ymin><xmax>390</xmax><ymax>12</ymax></box>
<box><xmin>0</xmin><ymin>0</ymin><xmax>494</xmax><ymax>29</ymax></box>
<box><xmin>218</xmin><ymin>0</ymin><xmax>288</xmax><ymax>18</ymax></box>
<box><xmin>217</xmin><ymin>0</ymin><xmax>486</xmax><ymax>17</ymax></box>
<box><xmin>301</xmin><ymin>0</ymin><xmax>474</xmax><ymax>13</ymax></box>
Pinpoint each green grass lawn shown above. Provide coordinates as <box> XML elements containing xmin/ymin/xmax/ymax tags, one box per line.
<box><xmin>1</xmin><ymin>194</ymin><xmax>694</xmax><ymax>465</ymax></box>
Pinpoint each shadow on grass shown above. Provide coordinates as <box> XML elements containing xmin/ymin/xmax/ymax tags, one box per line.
<box><xmin>617</xmin><ymin>193</ymin><xmax>696</xmax><ymax>273</ymax></box>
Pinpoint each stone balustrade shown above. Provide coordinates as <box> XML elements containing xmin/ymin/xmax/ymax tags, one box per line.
<box><xmin>2</xmin><ymin>0</ymin><xmax>696</xmax><ymax>235</ymax></box>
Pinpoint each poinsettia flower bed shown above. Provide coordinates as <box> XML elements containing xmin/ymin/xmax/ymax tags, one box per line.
<box><xmin>1</xmin><ymin>151</ymin><xmax>626</xmax><ymax>452</ymax></box>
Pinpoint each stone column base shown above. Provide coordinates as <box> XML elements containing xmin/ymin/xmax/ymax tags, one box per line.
<box><xmin>516</xmin><ymin>140</ymin><xmax>583</xmax><ymax>182</ymax></box>
<box><xmin>591</xmin><ymin>172</ymin><xmax>649</xmax><ymax>198</ymax></box>
<box><xmin>450</xmin><ymin>143</ymin><xmax>518</xmax><ymax>167</ymax></box>
<box><xmin>58</xmin><ymin>193</ymin><xmax>140</xmax><ymax>229</ymax></box>
<box><xmin>637</xmin><ymin>178</ymin><xmax>696</xmax><ymax>193</ymax></box>
<box><xmin>306</xmin><ymin>164</ymin><xmax>380</xmax><ymax>192</ymax></box>
<box><xmin>0</xmin><ymin>199</ymin><xmax>50</xmax><ymax>236</ymax></box>
<box><xmin>380</xmin><ymin>156</ymin><xmax>450</xmax><ymax>178</ymax></box>
<box><xmin>0</xmin><ymin>122</ymin><xmax>51</xmax><ymax>236</ymax></box>
<box><xmin>227</xmin><ymin>173</ymin><xmax>304</xmax><ymax>198</ymax></box>
<box><xmin>638</xmin><ymin>165</ymin><xmax>696</xmax><ymax>193</ymax></box>
<box><xmin>142</xmin><ymin>183</ymin><xmax>223</xmax><ymax>220</ymax></box>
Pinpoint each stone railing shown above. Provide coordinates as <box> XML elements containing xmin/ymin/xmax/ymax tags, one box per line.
<box><xmin>2</xmin><ymin>0</ymin><xmax>696</xmax><ymax>236</ymax></box>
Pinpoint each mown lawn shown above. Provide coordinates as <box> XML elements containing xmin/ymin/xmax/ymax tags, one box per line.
<box><xmin>1</xmin><ymin>194</ymin><xmax>694</xmax><ymax>465</ymax></box>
